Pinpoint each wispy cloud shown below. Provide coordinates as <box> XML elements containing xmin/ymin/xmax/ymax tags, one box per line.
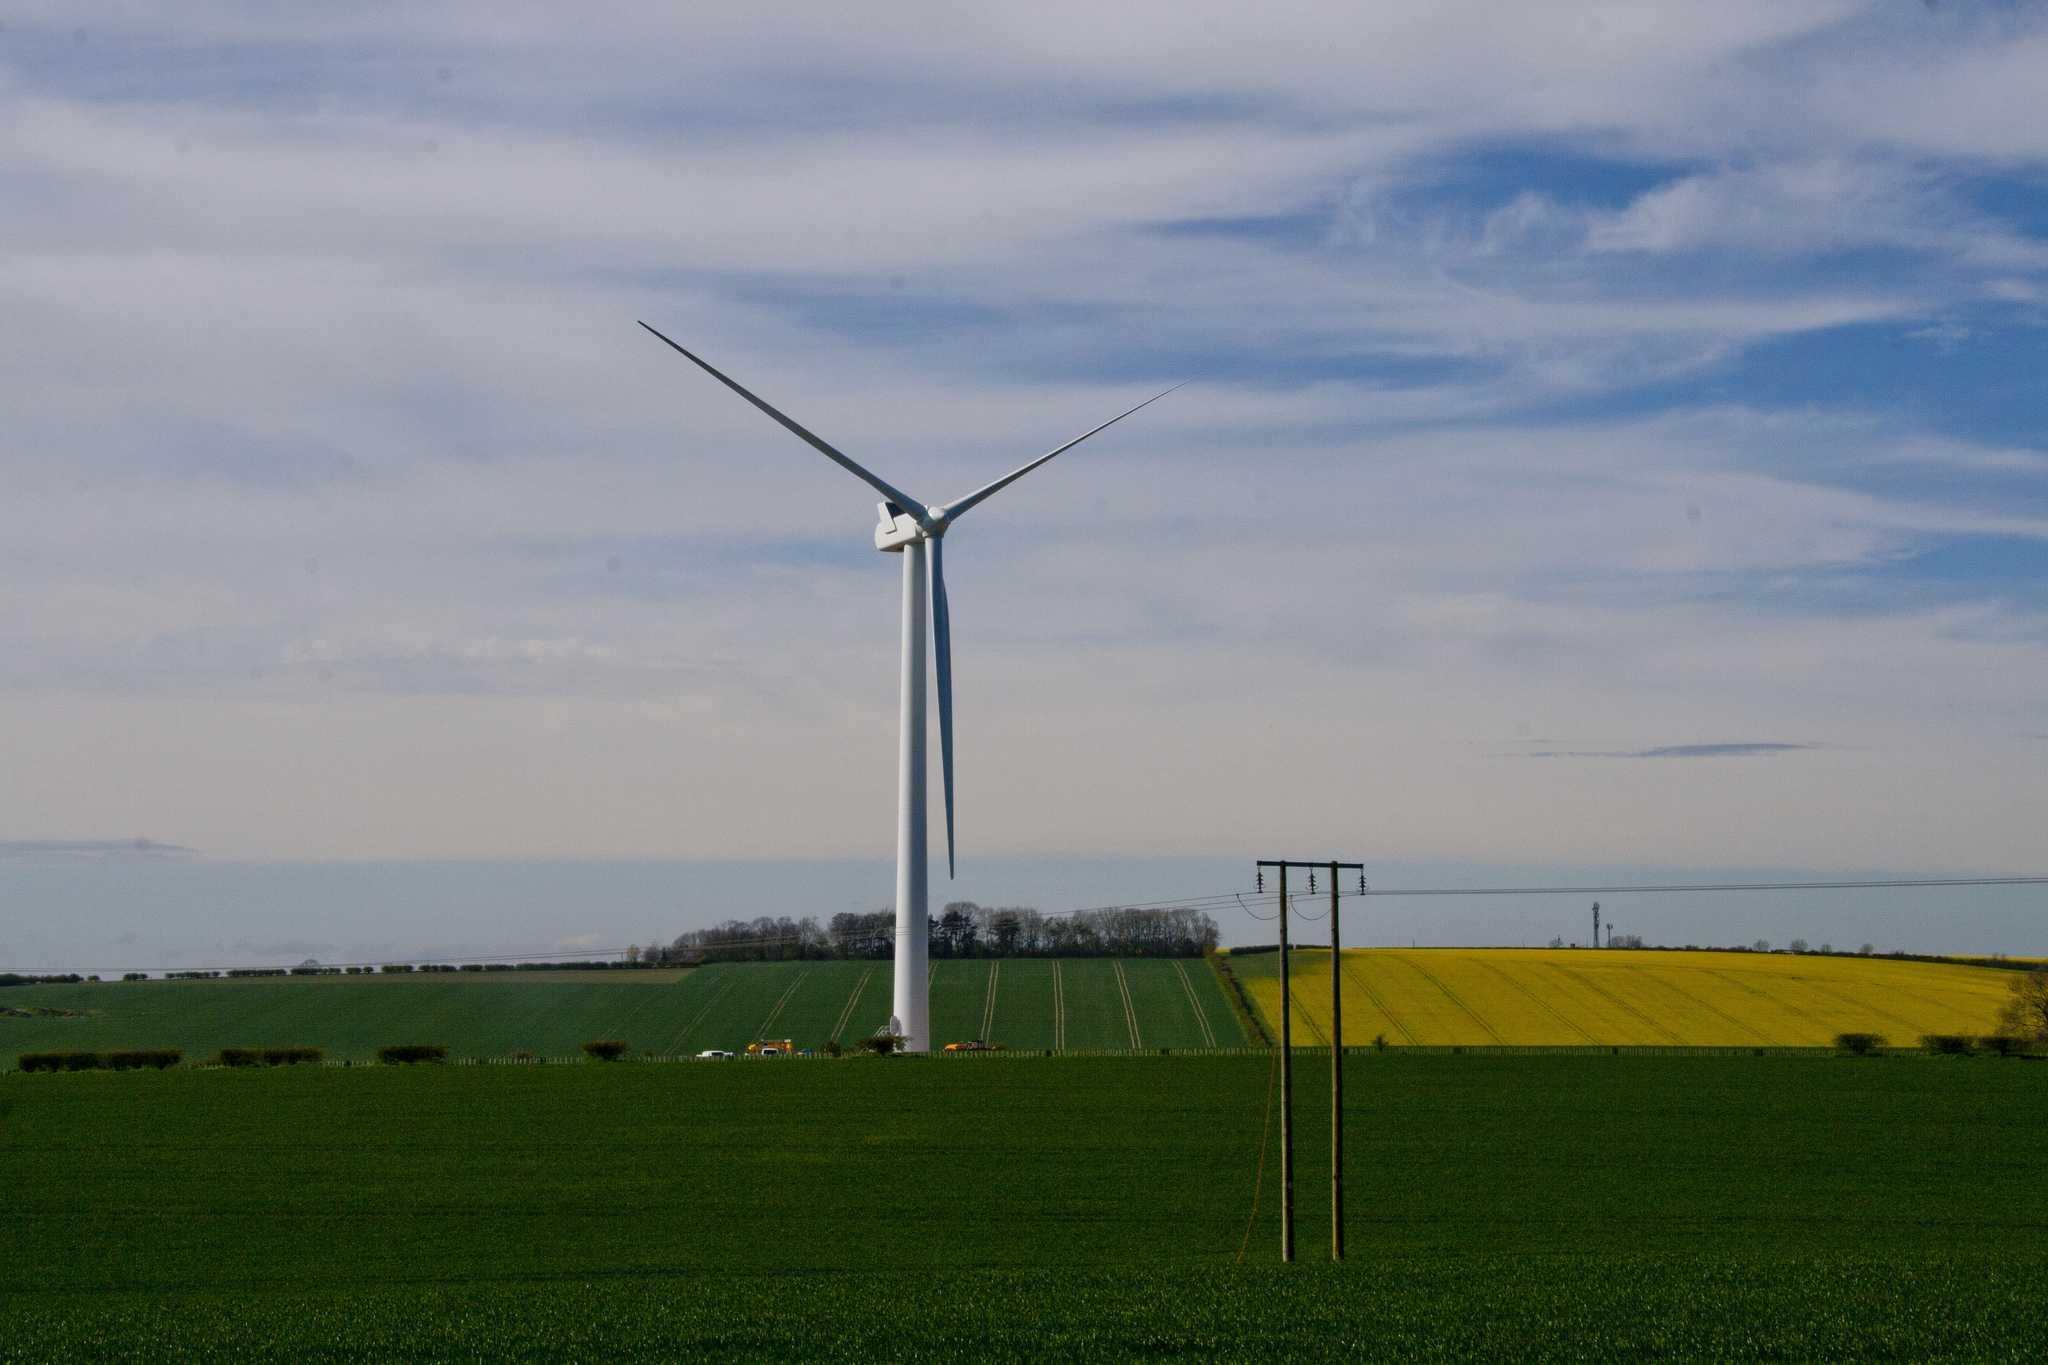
<box><xmin>1524</xmin><ymin>743</ymin><xmax>1815</xmax><ymax>759</ymax></box>
<box><xmin>0</xmin><ymin>840</ymin><xmax>194</xmax><ymax>865</ymax></box>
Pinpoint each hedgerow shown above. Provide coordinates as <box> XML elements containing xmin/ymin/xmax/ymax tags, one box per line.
<box><xmin>214</xmin><ymin>1047</ymin><xmax>323</xmax><ymax>1067</ymax></box>
<box><xmin>17</xmin><ymin>1049</ymin><xmax>181</xmax><ymax>1072</ymax></box>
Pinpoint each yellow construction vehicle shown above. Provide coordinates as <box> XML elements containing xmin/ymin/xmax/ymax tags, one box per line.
<box><xmin>746</xmin><ymin>1039</ymin><xmax>795</xmax><ymax>1057</ymax></box>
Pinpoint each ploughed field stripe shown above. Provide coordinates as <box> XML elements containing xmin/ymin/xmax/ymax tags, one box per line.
<box><xmin>1474</xmin><ymin>958</ymin><xmax>1598</xmax><ymax>1045</ymax></box>
<box><xmin>1340</xmin><ymin>954</ymin><xmax>1419</xmax><ymax>1045</ymax></box>
<box><xmin>1112</xmin><ymin>961</ymin><xmax>1142</xmax><ymax>1049</ymax></box>
<box><xmin>754</xmin><ymin>972</ymin><xmax>809</xmax><ymax>1041</ymax></box>
<box><xmin>829</xmin><ymin>966</ymin><xmax>876</xmax><ymax>1043</ymax></box>
<box><xmin>1698</xmin><ymin>966</ymin><xmax>1838</xmax><ymax>1036</ymax></box>
<box><xmin>981</xmin><ymin>961</ymin><xmax>1000</xmax><ymax>1040</ymax></box>
<box><xmin>1173</xmin><ymin>960</ymin><xmax>1216</xmax><ymax>1047</ymax></box>
<box><xmin>1548</xmin><ymin>965</ymin><xmax>1685</xmax><ymax>1045</ymax></box>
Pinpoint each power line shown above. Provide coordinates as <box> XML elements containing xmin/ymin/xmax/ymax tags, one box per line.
<box><xmin>1350</xmin><ymin>876</ymin><xmax>2048</xmax><ymax>897</ymax></box>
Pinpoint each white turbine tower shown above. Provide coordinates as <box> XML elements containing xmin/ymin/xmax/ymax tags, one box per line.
<box><xmin>642</xmin><ymin>323</ymin><xmax>1184</xmax><ymax>1051</ymax></box>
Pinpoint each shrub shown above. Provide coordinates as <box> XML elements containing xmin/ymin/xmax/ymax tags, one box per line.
<box><xmin>1996</xmin><ymin>966</ymin><xmax>2048</xmax><ymax>1044</ymax></box>
<box><xmin>1835</xmin><ymin>1032</ymin><xmax>1887</xmax><ymax>1056</ymax></box>
<box><xmin>376</xmin><ymin>1044</ymin><xmax>449</xmax><ymax>1065</ymax></box>
<box><xmin>122</xmin><ymin>973</ymin><xmax>147</xmax><ymax>982</ymax></box>
<box><xmin>18</xmin><ymin>1053</ymin><xmax>64</xmax><ymax>1073</ymax></box>
<box><xmin>1921</xmin><ymin>1034</ymin><xmax>1973</xmax><ymax>1056</ymax></box>
<box><xmin>1978</xmin><ymin>1035</ymin><xmax>2033</xmax><ymax>1057</ymax></box>
<box><xmin>822</xmin><ymin>1039</ymin><xmax>842</xmax><ymax>1058</ymax></box>
<box><xmin>216</xmin><ymin>1048</ymin><xmax>265</xmax><ymax>1067</ymax></box>
<box><xmin>858</xmin><ymin>1033</ymin><xmax>908</xmax><ymax>1055</ymax></box>
<box><xmin>1372</xmin><ymin>1033</ymin><xmax>1389</xmax><ymax>1051</ymax></box>
<box><xmin>264</xmin><ymin>1046</ymin><xmax>322</xmax><ymax>1066</ymax></box>
<box><xmin>104</xmin><ymin>1050</ymin><xmax>181</xmax><ymax>1071</ymax></box>
<box><xmin>582</xmin><ymin>1040</ymin><xmax>629</xmax><ymax>1061</ymax></box>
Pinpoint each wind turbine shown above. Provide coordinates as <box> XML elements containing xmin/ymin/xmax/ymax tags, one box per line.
<box><xmin>641</xmin><ymin>322</ymin><xmax>1184</xmax><ymax>1051</ymax></box>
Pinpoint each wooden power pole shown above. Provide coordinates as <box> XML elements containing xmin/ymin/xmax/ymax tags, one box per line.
<box><xmin>1257</xmin><ymin>859</ymin><xmax>1363</xmax><ymax>1264</ymax></box>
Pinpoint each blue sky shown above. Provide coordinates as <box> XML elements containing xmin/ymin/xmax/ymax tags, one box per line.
<box><xmin>1</xmin><ymin>3</ymin><xmax>2045</xmax><ymax>963</ymax></box>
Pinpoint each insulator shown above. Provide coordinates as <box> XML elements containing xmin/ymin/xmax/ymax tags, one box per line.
<box><xmin>1256</xmin><ymin>871</ymin><xmax>1263</xmax><ymax>894</ymax></box>
<box><xmin>1359</xmin><ymin>873</ymin><xmax>1368</xmax><ymax>894</ymax></box>
<box><xmin>1308</xmin><ymin>871</ymin><xmax>1317</xmax><ymax>894</ymax></box>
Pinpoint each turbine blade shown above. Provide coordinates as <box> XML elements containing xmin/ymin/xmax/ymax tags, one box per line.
<box><xmin>639</xmin><ymin>323</ymin><xmax>928</xmax><ymax>519</ymax></box>
<box><xmin>937</xmin><ymin>378</ymin><xmax>1194</xmax><ymax>522</ymax></box>
<box><xmin>930</xmin><ymin>535</ymin><xmax>957</xmax><ymax>879</ymax></box>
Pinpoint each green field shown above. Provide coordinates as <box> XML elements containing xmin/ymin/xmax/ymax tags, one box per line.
<box><xmin>0</xmin><ymin>958</ymin><xmax>1245</xmax><ymax>1062</ymax></box>
<box><xmin>2</xmin><ymin>1054</ymin><xmax>2043</xmax><ymax>1361</ymax></box>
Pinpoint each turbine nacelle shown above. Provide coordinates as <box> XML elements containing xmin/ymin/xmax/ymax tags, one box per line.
<box><xmin>875</xmin><ymin>502</ymin><xmax>928</xmax><ymax>552</ymax></box>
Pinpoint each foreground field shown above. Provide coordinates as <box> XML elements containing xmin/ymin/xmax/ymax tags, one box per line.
<box><xmin>0</xmin><ymin>957</ymin><xmax>1243</xmax><ymax>1061</ymax></box>
<box><xmin>1229</xmin><ymin>947</ymin><xmax>2017</xmax><ymax>1046</ymax></box>
<box><xmin>1</xmin><ymin>1055</ymin><xmax>2043</xmax><ymax>1361</ymax></box>
<box><xmin>8</xmin><ymin>1261</ymin><xmax>2039</xmax><ymax>1364</ymax></box>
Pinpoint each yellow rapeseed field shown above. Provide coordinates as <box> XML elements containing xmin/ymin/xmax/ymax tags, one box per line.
<box><xmin>1230</xmin><ymin>948</ymin><xmax>2022</xmax><ymax>1047</ymax></box>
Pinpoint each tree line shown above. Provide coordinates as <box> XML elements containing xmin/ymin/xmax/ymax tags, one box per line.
<box><xmin>633</xmin><ymin>902</ymin><xmax>1219</xmax><ymax>964</ymax></box>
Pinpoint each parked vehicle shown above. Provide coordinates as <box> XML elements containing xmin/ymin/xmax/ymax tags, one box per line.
<box><xmin>746</xmin><ymin>1039</ymin><xmax>795</xmax><ymax>1056</ymax></box>
<box><xmin>696</xmin><ymin>1050</ymin><xmax>733</xmax><ymax>1059</ymax></box>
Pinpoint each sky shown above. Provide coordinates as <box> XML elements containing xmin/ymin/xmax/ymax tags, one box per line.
<box><xmin>2</xmin><ymin>2</ymin><xmax>2046</xmax><ymax>966</ymax></box>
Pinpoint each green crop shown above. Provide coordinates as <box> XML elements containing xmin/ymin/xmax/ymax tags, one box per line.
<box><xmin>6</xmin><ymin>1260</ymin><xmax>2042</xmax><ymax>1364</ymax></box>
<box><xmin>0</xmin><ymin>958</ymin><xmax>1246</xmax><ymax>1062</ymax></box>
<box><xmin>1</xmin><ymin>1055</ymin><xmax>2042</xmax><ymax>1361</ymax></box>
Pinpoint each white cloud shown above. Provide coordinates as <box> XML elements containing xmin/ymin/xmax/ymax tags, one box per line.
<box><xmin>0</xmin><ymin>1</ymin><xmax>2043</xmax><ymax>881</ymax></box>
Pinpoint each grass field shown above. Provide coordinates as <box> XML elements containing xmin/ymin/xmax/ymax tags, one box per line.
<box><xmin>1</xmin><ymin>1054</ymin><xmax>2042</xmax><ymax>1361</ymax></box>
<box><xmin>0</xmin><ymin>958</ymin><xmax>1245</xmax><ymax>1062</ymax></box>
<box><xmin>1228</xmin><ymin>947</ymin><xmax>2020</xmax><ymax>1047</ymax></box>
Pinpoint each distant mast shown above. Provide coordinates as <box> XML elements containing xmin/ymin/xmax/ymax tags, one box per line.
<box><xmin>1592</xmin><ymin>902</ymin><xmax>1600</xmax><ymax>949</ymax></box>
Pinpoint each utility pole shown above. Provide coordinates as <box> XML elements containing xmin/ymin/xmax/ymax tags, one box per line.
<box><xmin>1277</xmin><ymin>862</ymin><xmax>1293</xmax><ymax>1264</ymax></box>
<box><xmin>1328</xmin><ymin>860</ymin><xmax>1344</xmax><ymax>1262</ymax></box>
<box><xmin>1258</xmin><ymin>859</ymin><xmax>1363</xmax><ymax>1265</ymax></box>
<box><xmin>1592</xmin><ymin>901</ymin><xmax>1600</xmax><ymax>950</ymax></box>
